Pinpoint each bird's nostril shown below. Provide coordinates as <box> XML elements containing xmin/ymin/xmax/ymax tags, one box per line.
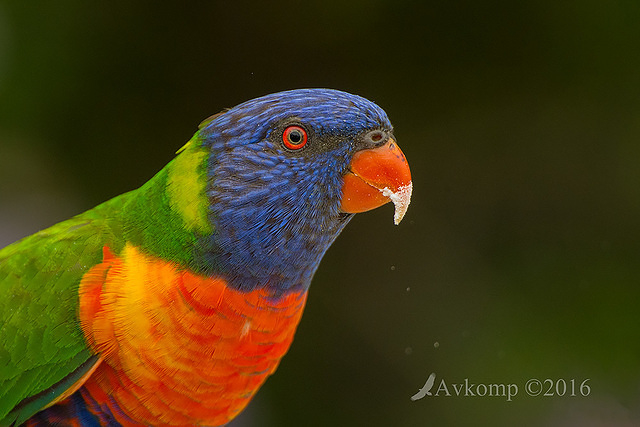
<box><xmin>365</xmin><ymin>130</ymin><xmax>388</xmax><ymax>146</ymax></box>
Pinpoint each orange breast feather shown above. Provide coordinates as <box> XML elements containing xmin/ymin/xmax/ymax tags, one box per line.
<box><xmin>78</xmin><ymin>244</ymin><xmax>307</xmax><ymax>426</ymax></box>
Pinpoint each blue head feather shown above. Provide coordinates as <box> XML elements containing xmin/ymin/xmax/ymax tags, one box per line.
<box><xmin>197</xmin><ymin>89</ymin><xmax>392</xmax><ymax>294</ymax></box>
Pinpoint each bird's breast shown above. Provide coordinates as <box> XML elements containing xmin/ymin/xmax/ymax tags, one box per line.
<box><xmin>76</xmin><ymin>244</ymin><xmax>307</xmax><ymax>426</ymax></box>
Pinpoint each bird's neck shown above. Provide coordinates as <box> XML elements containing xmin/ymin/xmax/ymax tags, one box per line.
<box><xmin>205</xmin><ymin>192</ymin><xmax>352</xmax><ymax>294</ymax></box>
<box><xmin>116</xmin><ymin>137</ymin><xmax>214</xmax><ymax>274</ymax></box>
<box><xmin>202</xmin><ymin>138</ymin><xmax>353</xmax><ymax>295</ymax></box>
<box><xmin>117</xmin><ymin>138</ymin><xmax>352</xmax><ymax>295</ymax></box>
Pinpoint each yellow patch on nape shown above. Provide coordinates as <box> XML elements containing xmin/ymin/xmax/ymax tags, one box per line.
<box><xmin>166</xmin><ymin>136</ymin><xmax>212</xmax><ymax>234</ymax></box>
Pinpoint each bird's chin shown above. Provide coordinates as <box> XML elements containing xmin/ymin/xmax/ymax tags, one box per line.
<box><xmin>337</xmin><ymin>212</ymin><xmax>354</xmax><ymax>223</ymax></box>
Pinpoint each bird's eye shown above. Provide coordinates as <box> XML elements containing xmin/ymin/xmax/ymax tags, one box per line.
<box><xmin>282</xmin><ymin>126</ymin><xmax>308</xmax><ymax>150</ymax></box>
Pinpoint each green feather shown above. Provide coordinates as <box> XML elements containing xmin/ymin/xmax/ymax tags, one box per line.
<box><xmin>0</xmin><ymin>212</ymin><xmax>112</xmax><ymax>424</ymax></box>
<box><xmin>166</xmin><ymin>136</ymin><xmax>212</xmax><ymax>235</ymax></box>
<box><xmin>0</xmin><ymin>135</ymin><xmax>212</xmax><ymax>424</ymax></box>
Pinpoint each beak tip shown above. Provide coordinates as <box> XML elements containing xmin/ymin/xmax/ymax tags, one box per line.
<box><xmin>380</xmin><ymin>181</ymin><xmax>413</xmax><ymax>225</ymax></box>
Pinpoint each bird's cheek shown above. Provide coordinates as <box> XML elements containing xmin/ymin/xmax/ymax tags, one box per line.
<box><xmin>340</xmin><ymin>139</ymin><xmax>412</xmax><ymax>225</ymax></box>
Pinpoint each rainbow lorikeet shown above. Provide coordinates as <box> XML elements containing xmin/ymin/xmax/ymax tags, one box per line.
<box><xmin>0</xmin><ymin>89</ymin><xmax>412</xmax><ymax>426</ymax></box>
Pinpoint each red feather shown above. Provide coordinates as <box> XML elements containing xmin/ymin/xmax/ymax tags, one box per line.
<box><xmin>74</xmin><ymin>244</ymin><xmax>307</xmax><ymax>425</ymax></box>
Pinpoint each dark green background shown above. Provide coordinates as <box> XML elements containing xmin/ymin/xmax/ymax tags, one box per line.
<box><xmin>1</xmin><ymin>1</ymin><xmax>639</xmax><ymax>426</ymax></box>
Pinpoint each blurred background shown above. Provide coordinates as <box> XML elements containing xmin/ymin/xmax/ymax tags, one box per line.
<box><xmin>1</xmin><ymin>1</ymin><xmax>640</xmax><ymax>426</ymax></box>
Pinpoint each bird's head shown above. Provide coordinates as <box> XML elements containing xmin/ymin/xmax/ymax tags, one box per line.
<box><xmin>190</xmin><ymin>89</ymin><xmax>412</xmax><ymax>293</ymax></box>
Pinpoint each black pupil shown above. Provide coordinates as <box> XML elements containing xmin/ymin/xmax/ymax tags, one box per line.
<box><xmin>289</xmin><ymin>129</ymin><xmax>302</xmax><ymax>144</ymax></box>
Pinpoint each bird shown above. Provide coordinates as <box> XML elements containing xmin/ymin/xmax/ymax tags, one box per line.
<box><xmin>411</xmin><ymin>373</ymin><xmax>437</xmax><ymax>400</ymax></box>
<box><xmin>0</xmin><ymin>88</ymin><xmax>412</xmax><ymax>426</ymax></box>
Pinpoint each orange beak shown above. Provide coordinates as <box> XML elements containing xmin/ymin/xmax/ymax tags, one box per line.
<box><xmin>341</xmin><ymin>138</ymin><xmax>412</xmax><ymax>225</ymax></box>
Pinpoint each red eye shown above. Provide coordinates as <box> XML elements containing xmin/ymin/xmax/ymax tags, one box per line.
<box><xmin>283</xmin><ymin>126</ymin><xmax>308</xmax><ymax>150</ymax></box>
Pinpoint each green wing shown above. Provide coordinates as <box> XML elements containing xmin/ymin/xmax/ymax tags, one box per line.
<box><xmin>0</xmin><ymin>153</ymin><xmax>199</xmax><ymax>425</ymax></box>
<box><xmin>0</xmin><ymin>196</ymin><xmax>127</xmax><ymax>426</ymax></box>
